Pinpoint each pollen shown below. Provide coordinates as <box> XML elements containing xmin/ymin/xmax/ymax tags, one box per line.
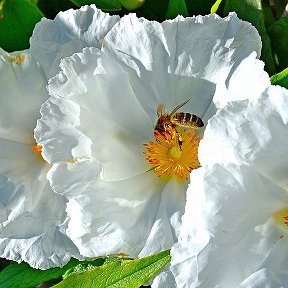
<box><xmin>32</xmin><ymin>145</ymin><xmax>44</xmax><ymax>161</ymax></box>
<box><xmin>7</xmin><ymin>54</ymin><xmax>25</xmax><ymax>64</ymax></box>
<box><xmin>144</xmin><ymin>127</ymin><xmax>200</xmax><ymax>181</ymax></box>
<box><xmin>272</xmin><ymin>208</ymin><xmax>288</xmax><ymax>235</ymax></box>
<box><xmin>32</xmin><ymin>145</ymin><xmax>42</xmax><ymax>153</ymax></box>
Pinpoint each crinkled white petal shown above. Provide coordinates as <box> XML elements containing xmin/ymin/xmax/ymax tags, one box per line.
<box><xmin>47</xmin><ymin>158</ymin><xmax>102</xmax><ymax>196</ymax></box>
<box><xmin>238</xmin><ymin>269</ymin><xmax>276</xmax><ymax>288</ymax></box>
<box><xmin>170</xmin><ymin>169</ymin><xmax>213</xmax><ymax>288</ymax></box>
<box><xmin>210</xmin><ymin>52</ymin><xmax>270</xmax><ymax>110</ymax></box>
<box><xmin>200</xmin><ymin>85</ymin><xmax>288</xmax><ymax>188</ymax></box>
<box><xmin>0</xmin><ymin>182</ymin><xmax>80</xmax><ymax>269</ymax></box>
<box><xmin>62</xmin><ymin>171</ymin><xmax>164</xmax><ymax>257</ymax></box>
<box><xmin>0</xmin><ymin>49</ymin><xmax>79</xmax><ymax>268</ymax></box>
<box><xmin>36</xmin><ymin>47</ymin><xmax>152</xmax><ymax>180</ymax></box>
<box><xmin>0</xmin><ymin>49</ymin><xmax>48</xmax><ymax>144</ymax></box>
<box><xmin>171</xmin><ymin>163</ymin><xmax>288</xmax><ymax>288</ymax></box>
<box><xmin>259</xmin><ymin>237</ymin><xmax>288</xmax><ymax>280</ymax></box>
<box><xmin>138</xmin><ymin>179</ymin><xmax>186</xmax><ymax>258</ymax></box>
<box><xmin>48</xmin><ymin>160</ymin><xmax>186</xmax><ymax>259</ymax></box>
<box><xmin>103</xmin><ymin>12</ymin><xmax>262</xmax><ymax>123</ymax></box>
<box><xmin>235</xmin><ymin>86</ymin><xmax>288</xmax><ymax>189</ymax></box>
<box><xmin>35</xmin><ymin>96</ymin><xmax>92</xmax><ymax>164</ymax></box>
<box><xmin>239</xmin><ymin>238</ymin><xmax>288</xmax><ymax>287</ymax></box>
<box><xmin>151</xmin><ymin>268</ymin><xmax>177</xmax><ymax>288</ymax></box>
<box><xmin>0</xmin><ymin>141</ymin><xmax>48</xmax><ymax>225</ymax></box>
<box><xmin>30</xmin><ymin>5</ymin><xmax>120</xmax><ymax>78</ymax></box>
<box><xmin>239</xmin><ymin>268</ymin><xmax>287</xmax><ymax>288</ymax></box>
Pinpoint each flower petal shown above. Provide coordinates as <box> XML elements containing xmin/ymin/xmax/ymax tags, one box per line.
<box><xmin>259</xmin><ymin>237</ymin><xmax>288</xmax><ymax>278</ymax></box>
<box><xmin>151</xmin><ymin>268</ymin><xmax>177</xmax><ymax>288</ymax></box>
<box><xmin>200</xmin><ymin>85</ymin><xmax>288</xmax><ymax>188</ymax></box>
<box><xmin>0</xmin><ymin>140</ymin><xmax>47</xmax><ymax>224</ymax></box>
<box><xmin>138</xmin><ymin>179</ymin><xmax>186</xmax><ymax>257</ymax></box>
<box><xmin>239</xmin><ymin>268</ymin><xmax>286</xmax><ymax>288</ymax></box>
<box><xmin>209</xmin><ymin>52</ymin><xmax>270</xmax><ymax>112</ymax></box>
<box><xmin>0</xmin><ymin>49</ymin><xmax>48</xmax><ymax>144</ymax></box>
<box><xmin>47</xmin><ymin>158</ymin><xmax>102</xmax><ymax>196</ymax></box>
<box><xmin>30</xmin><ymin>5</ymin><xmax>120</xmax><ymax>78</ymax></box>
<box><xmin>171</xmin><ymin>163</ymin><xmax>288</xmax><ymax>288</ymax></box>
<box><xmin>60</xmin><ymin>170</ymin><xmax>164</xmax><ymax>257</ymax></box>
<box><xmin>103</xmin><ymin>13</ymin><xmax>262</xmax><ymax>122</ymax></box>
<box><xmin>0</xmin><ymin>49</ymin><xmax>79</xmax><ymax>268</ymax></box>
<box><xmin>0</xmin><ymin>183</ymin><xmax>80</xmax><ymax>269</ymax></box>
<box><xmin>48</xmin><ymin>160</ymin><xmax>186</xmax><ymax>259</ymax></box>
<box><xmin>36</xmin><ymin>47</ymin><xmax>152</xmax><ymax>179</ymax></box>
<box><xmin>0</xmin><ymin>140</ymin><xmax>80</xmax><ymax>268</ymax></box>
<box><xmin>35</xmin><ymin>96</ymin><xmax>92</xmax><ymax>164</ymax></box>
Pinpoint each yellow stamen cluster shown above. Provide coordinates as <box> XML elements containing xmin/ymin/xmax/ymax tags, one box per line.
<box><xmin>144</xmin><ymin>127</ymin><xmax>200</xmax><ymax>180</ymax></box>
<box><xmin>7</xmin><ymin>54</ymin><xmax>26</xmax><ymax>65</ymax></box>
<box><xmin>273</xmin><ymin>208</ymin><xmax>288</xmax><ymax>236</ymax></box>
<box><xmin>32</xmin><ymin>145</ymin><xmax>44</xmax><ymax>161</ymax></box>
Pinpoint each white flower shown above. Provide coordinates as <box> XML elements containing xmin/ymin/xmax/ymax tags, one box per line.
<box><xmin>34</xmin><ymin>8</ymin><xmax>268</xmax><ymax>286</ymax></box>
<box><xmin>0</xmin><ymin>6</ymin><xmax>120</xmax><ymax>270</ymax></box>
<box><xmin>170</xmin><ymin>85</ymin><xmax>288</xmax><ymax>287</ymax></box>
<box><xmin>0</xmin><ymin>49</ymin><xmax>80</xmax><ymax>269</ymax></box>
<box><xmin>0</xmin><ymin>5</ymin><xmax>120</xmax><ymax>269</ymax></box>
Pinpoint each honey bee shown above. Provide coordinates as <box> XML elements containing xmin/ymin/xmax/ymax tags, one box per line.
<box><xmin>155</xmin><ymin>99</ymin><xmax>204</xmax><ymax>133</ymax></box>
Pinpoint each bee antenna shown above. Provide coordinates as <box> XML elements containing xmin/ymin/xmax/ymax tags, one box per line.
<box><xmin>170</xmin><ymin>99</ymin><xmax>190</xmax><ymax>115</ymax></box>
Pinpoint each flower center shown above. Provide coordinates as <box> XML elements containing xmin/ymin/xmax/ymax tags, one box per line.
<box><xmin>7</xmin><ymin>54</ymin><xmax>26</xmax><ymax>65</ymax></box>
<box><xmin>144</xmin><ymin>127</ymin><xmax>200</xmax><ymax>180</ymax></box>
<box><xmin>169</xmin><ymin>145</ymin><xmax>182</xmax><ymax>159</ymax></box>
<box><xmin>272</xmin><ymin>208</ymin><xmax>288</xmax><ymax>236</ymax></box>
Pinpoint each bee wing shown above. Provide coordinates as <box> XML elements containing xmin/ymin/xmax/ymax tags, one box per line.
<box><xmin>170</xmin><ymin>99</ymin><xmax>190</xmax><ymax>117</ymax></box>
<box><xmin>157</xmin><ymin>104</ymin><xmax>166</xmax><ymax>117</ymax></box>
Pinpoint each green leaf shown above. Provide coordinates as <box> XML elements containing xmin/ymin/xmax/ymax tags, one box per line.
<box><xmin>224</xmin><ymin>0</ymin><xmax>276</xmax><ymax>75</ymax></box>
<box><xmin>271</xmin><ymin>67</ymin><xmax>288</xmax><ymax>88</ymax></box>
<box><xmin>62</xmin><ymin>257</ymin><xmax>117</xmax><ymax>279</ymax></box>
<box><xmin>0</xmin><ymin>0</ymin><xmax>43</xmax><ymax>52</ymax></box>
<box><xmin>69</xmin><ymin>0</ymin><xmax>121</xmax><ymax>11</ymax></box>
<box><xmin>133</xmin><ymin>0</ymin><xmax>169</xmax><ymax>20</ymax></box>
<box><xmin>268</xmin><ymin>17</ymin><xmax>288</xmax><ymax>71</ymax></box>
<box><xmin>134</xmin><ymin>0</ymin><xmax>188</xmax><ymax>21</ymax></box>
<box><xmin>120</xmin><ymin>0</ymin><xmax>144</xmax><ymax>10</ymax></box>
<box><xmin>37</xmin><ymin>0</ymin><xmax>77</xmax><ymax>19</ymax></box>
<box><xmin>53</xmin><ymin>250</ymin><xmax>171</xmax><ymax>288</ymax></box>
<box><xmin>0</xmin><ymin>258</ymin><xmax>81</xmax><ymax>288</ymax></box>
<box><xmin>165</xmin><ymin>0</ymin><xmax>188</xmax><ymax>19</ymax></box>
<box><xmin>261</xmin><ymin>0</ymin><xmax>276</xmax><ymax>28</ymax></box>
<box><xmin>211</xmin><ymin>0</ymin><xmax>224</xmax><ymax>13</ymax></box>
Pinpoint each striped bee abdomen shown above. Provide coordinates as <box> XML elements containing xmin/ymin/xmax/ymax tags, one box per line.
<box><xmin>171</xmin><ymin>112</ymin><xmax>204</xmax><ymax>128</ymax></box>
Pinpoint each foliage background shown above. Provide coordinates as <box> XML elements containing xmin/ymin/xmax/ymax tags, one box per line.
<box><xmin>0</xmin><ymin>0</ymin><xmax>288</xmax><ymax>287</ymax></box>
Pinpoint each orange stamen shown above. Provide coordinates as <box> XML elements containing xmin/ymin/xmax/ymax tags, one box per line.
<box><xmin>32</xmin><ymin>145</ymin><xmax>42</xmax><ymax>153</ymax></box>
<box><xmin>144</xmin><ymin>127</ymin><xmax>200</xmax><ymax>181</ymax></box>
<box><xmin>32</xmin><ymin>145</ymin><xmax>44</xmax><ymax>162</ymax></box>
